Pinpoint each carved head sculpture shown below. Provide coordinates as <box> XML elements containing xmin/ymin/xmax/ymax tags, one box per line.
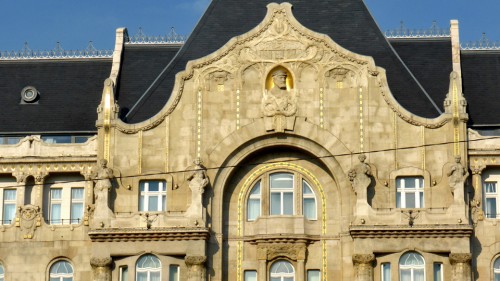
<box><xmin>358</xmin><ymin>153</ymin><xmax>366</xmax><ymax>163</ymax></box>
<box><xmin>272</xmin><ymin>69</ymin><xmax>287</xmax><ymax>90</ymax></box>
<box><xmin>454</xmin><ymin>155</ymin><xmax>461</xmax><ymax>163</ymax></box>
<box><xmin>99</xmin><ymin>159</ymin><xmax>108</xmax><ymax>168</ymax></box>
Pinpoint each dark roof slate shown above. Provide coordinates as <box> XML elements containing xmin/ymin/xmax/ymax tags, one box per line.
<box><xmin>389</xmin><ymin>38</ymin><xmax>453</xmax><ymax>113</ymax></box>
<box><xmin>123</xmin><ymin>0</ymin><xmax>442</xmax><ymax>123</ymax></box>
<box><xmin>0</xmin><ymin>59</ymin><xmax>111</xmax><ymax>133</ymax></box>
<box><xmin>461</xmin><ymin>51</ymin><xmax>500</xmax><ymax>126</ymax></box>
<box><xmin>116</xmin><ymin>44</ymin><xmax>181</xmax><ymax>119</ymax></box>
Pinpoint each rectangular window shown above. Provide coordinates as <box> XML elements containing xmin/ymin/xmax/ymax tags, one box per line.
<box><xmin>119</xmin><ymin>266</ymin><xmax>128</xmax><ymax>281</ymax></box>
<box><xmin>244</xmin><ymin>270</ymin><xmax>257</xmax><ymax>281</ymax></box>
<box><xmin>484</xmin><ymin>181</ymin><xmax>498</xmax><ymax>218</ymax></box>
<box><xmin>433</xmin><ymin>263</ymin><xmax>443</xmax><ymax>281</ymax></box>
<box><xmin>139</xmin><ymin>181</ymin><xmax>167</xmax><ymax>212</ymax></box>
<box><xmin>381</xmin><ymin>263</ymin><xmax>391</xmax><ymax>281</ymax></box>
<box><xmin>2</xmin><ymin>189</ymin><xmax>16</xmax><ymax>224</ymax></box>
<box><xmin>50</xmin><ymin>188</ymin><xmax>62</xmax><ymax>224</ymax></box>
<box><xmin>307</xmin><ymin>270</ymin><xmax>321</xmax><ymax>281</ymax></box>
<box><xmin>247</xmin><ymin>181</ymin><xmax>261</xmax><ymax>221</ymax></box>
<box><xmin>396</xmin><ymin>177</ymin><xmax>424</xmax><ymax>208</ymax></box>
<box><xmin>270</xmin><ymin>173</ymin><xmax>294</xmax><ymax>215</ymax></box>
<box><xmin>0</xmin><ymin>136</ymin><xmax>22</xmax><ymax>145</ymax></box>
<box><xmin>169</xmin><ymin>265</ymin><xmax>180</xmax><ymax>281</ymax></box>
<box><xmin>70</xmin><ymin>188</ymin><xmax>84</xmax><ymax>223</ymax></box>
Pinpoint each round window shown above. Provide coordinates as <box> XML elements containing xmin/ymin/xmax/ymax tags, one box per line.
<box><xmin>21</xmin><ymin>86</ymin><xmax>39</xmax><ymax>103</ymax></box>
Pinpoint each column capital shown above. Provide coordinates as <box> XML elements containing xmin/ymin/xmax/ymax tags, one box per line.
<box><xmin>185</xmin><ymin>255</ymin><xmax>207</xmax><ymax>267</ymax></box>
<box><xmin>449</xmin><ymin>253</ymin><xmax>472</xmax><ymax>264</ymax></box>
<box><xmin>352</xmin><ymin>254</ymin><xmax>375</xmax><ymax>266</ymax></box>
<box><xmin>90</xmin><ymin>256</ymin><xmax>113</xmax><ymax>268</ymax></box>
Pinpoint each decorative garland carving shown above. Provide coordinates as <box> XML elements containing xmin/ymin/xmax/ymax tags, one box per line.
<box><xmin>449</xmin><ymin>253</ymin><xmax>472</xmax><ymax>264</ymax></box>
<box><xmin>352</xmin><ymin>254</ymin><xmax>375</xmax><ymax>265</ymax></box>
<box><xmin>185</xmin><ymin>255</ymin><xmax>207</xmax><ymax>266</ymax></box>
<box><xmin>90</xmin><ymin>257</ymin><xmax>113</xmax><ymax>267</ymax></box>
<box><xmin>17</xmin><ymin>205</ymin><xmax>41</xmax><ymax>239</ymax></box>
<box><xmin>257</xmin><ymin>243</ymin><xmax>307</xmax><ymax>261</ymax></box>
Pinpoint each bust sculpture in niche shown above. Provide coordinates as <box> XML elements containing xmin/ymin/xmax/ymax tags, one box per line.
<box><xmin>262</xmin><ymin>68</ymin><xmax>297</xmax><ymax>132</ymax></box>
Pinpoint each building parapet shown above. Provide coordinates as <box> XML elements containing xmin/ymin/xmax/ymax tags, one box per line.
<box><xmin>385</xmin><ymin>21</ymin><xmax>450</xmax><ymax>39</ymax></box>
<box><xmin>0</xmin><ymin>41</ymin><xmax>113</xmax><ymax>60</ymax></box>
<box><xmin>125</xmin><ymin>27</ymin><xmax>186</xmax><ymax>45</ymax></box>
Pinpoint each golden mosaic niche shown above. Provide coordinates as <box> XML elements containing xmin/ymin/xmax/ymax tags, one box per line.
<box><xmin>265</xmin><ymin>65</ymin><xmax>294</xmax><ymax>91</ymax></box>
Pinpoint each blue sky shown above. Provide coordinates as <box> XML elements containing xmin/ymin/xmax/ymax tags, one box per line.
<box><xmin>1</xmin><ymin>0</ymin><xmax>499</xmax><ymax>51</ymax></box>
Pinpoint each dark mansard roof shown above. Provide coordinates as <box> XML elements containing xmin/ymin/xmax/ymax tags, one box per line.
<box><xmin>121</xmin><ymin>0</ymin><xmax>444</xmax><ymax>123</ymax></box>
<box><xmin>461</xmin><ymin>51</ymin><xmax>500</xmax><ymax>126</ymax></box>
<box><xmin>0</xmin><ymin>59</ymin><xmax>111</xmax><ymax>133</ymax></box>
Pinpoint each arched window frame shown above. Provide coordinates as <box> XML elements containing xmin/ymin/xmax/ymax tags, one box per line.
<box><xmin>270</xmin><ymin>260</ymin><xmax>295</xmax><ymax>281</ymax></box>
<box><xmin>136</xmin><ymin>254</ymin><xmax>162</xmax><ymax>281</ymax></box>
<box><xmin>48</xmin><ymin>259</ymin><xmax>74</xmax><ymax>281</ymax></box>
<box><xmin>399</xmin><ymin>252</ymin><xmax>425</xmax><ymax>281</ymax></box>
<box><xmin>245</xmin><ymin>170</ymin><xmax>318</xmax><ymax>221</ymax></box>
<box><xmin>493</xmin><ymin>256</ymin><xmax>500</xmax><ymax>280</ymax></box>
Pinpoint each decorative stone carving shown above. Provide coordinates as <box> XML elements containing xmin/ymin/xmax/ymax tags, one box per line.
<box><xmin>90</xmin><ymin>256</ymin><xmax>112</xmax><ymax>281</ymax></box>
<box><xmin>185</xmin><ymin>158</ymin><xmax>209</xmax><ymax>221</ymax></box>
<box><xmin>352</xmin><ymin>254</ymin><xmax>375</xmax><ymax>281</ymax></box>
<box><xmin>13</xmin><ymin>171</ymin><xmax>27</xmax><ymax>183</ymax></box>
<box><xmin>17</xmin><ymin>205</ymin><xmax>41</xmax><ymax>239</ymax></box>
<box><xmin>449</xmin><ymin>253</ymin><xmax>472</xmax><ymax>281</ymax></box>
<box><xmin>262</xmin><ymin>69</ymin><xmax>297</xmax><ymax>132</ymax></box>
<box><xmin>90</xmin><ymin>159</ymin><xmax>115</xmax><ymax>227</ymax></box>
<box><xmin>470</xmin><ymin>198</ymin><xmax>483</xmax><ymax>225</ymax></box>
<box><xmin>185</xmin><ymin>256</ymin><xmax>207</xmax><ymax>281</ymax></box>
<box><xmin>325</xmin><ymin>67</ymin><xmax>355</xmax><ymax>88</ymax></box>
<box><xmin>257</xmin><ymin>243</ymin><xmax>307</xmax><ymax>261</ymax></box>
<box><xmin>448</xmin><ymin>156</ymin><xmax>469</xmax><ymax>194</ymax></box>
<box><xmin>207</xmin><ymin>70</ymin><xmax>231</xmax><ymax>92</ymax></box>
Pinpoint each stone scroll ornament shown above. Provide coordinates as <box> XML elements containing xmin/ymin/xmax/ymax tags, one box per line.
<box><xmin>90</xmin><ymin>159</ymin><xmax>118</xmax><ymax>227</ymax></box>
<box><xmin>261</xmin><ymin>69</ymin><xmax>297</xmax><ymax>132</ymax></box>
<box><xmin>185</xmin><ymin>158</ymin><xmax>209</xmax><ymax>222</ymax></box>
<box><xmin>18</xmin><ymin>205</ymin><xmax>41</xmax><ymax>239</ymax></box>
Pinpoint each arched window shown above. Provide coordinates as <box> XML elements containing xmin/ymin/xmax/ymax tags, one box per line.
<box><xmin>399</xmin><ymin>252</ymin><xmax>425</xmax><ymax>281</ymax></box>
<box><xmin>246</xmin><ymin>171</ymin><xmax>317</xmax><ymax>221</ymax></box>
<box><xmin>0</xmin><ymin>263</ymin><xmax>4</xmax><ymax>281</ymax></box>
<box><xmin>136</xmin><ymin>254</ymin><xmax>161</xmax><ymax>281</ymax></box>
<box><xmin>270</xmin><ymin>260</ymin><xmax>295</xmax><ymax>281</ymax></box>
<box><xmin>493</xmin><ymin>257</ymin><xmax>500</xmax><ymax>281</ymax></box>
<box><xmin>49</xmin><ymin>260</ymin><xmax>73</xmax><ymax>281</ymax></box>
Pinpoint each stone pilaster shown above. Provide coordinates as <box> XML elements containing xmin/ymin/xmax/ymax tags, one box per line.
<box><xmin>352</xmin><ymin>254</ymin><xmax>375</xmax><ymax>281</ymax></box>
<box><xmin>449</xmin><ymin>253</ymin><xmax>472</xmax><ymax>281</ymax></box>
<box><xmin>90</xmin><ymin>256</ymin><xmax>112</xmax><ymax>281</ymax></box>
<box><xmin>185</xmin><ymin>255</ymin><xmax>207</xmax><ymax>281</ymax></box>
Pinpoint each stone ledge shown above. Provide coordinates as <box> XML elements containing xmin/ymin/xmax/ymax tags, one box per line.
<box><xmin>349</xmin><ymin>224</ymin><xmax>473</xmax><ymax>238</ymax></box>
<box><xmin>88</xmin><ymin>227</ymin><xmax>210</xmax><ymax>242</ymax></box>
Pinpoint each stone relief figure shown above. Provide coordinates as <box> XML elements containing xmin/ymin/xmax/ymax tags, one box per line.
<box><xmin>90</xmin><ymin>159</ymin><xmax>116</xmax><ymax>226</ymax></box>
<box><xmin>262</xmin><ymin>69</ymin><xmax>297</xmax><ymax>132</ymax></box>
<box><xmin>348</xmin><ymin>154</ymin><xmax>372</xmax><ymax>195</ymax></box>
<box><xmin>18</xmin><ymin>205</ymin><xmax>41</xmax><ymax>239</ymax></box>
<box><xmin>185</xmin><ymin>158</ymin><xmax>209</xmax><ymax>222</ymax></box>
<box><xmin>447</xmin><ymin>156</ymin><xmax>469</xmax><ymax>194</ymax></box>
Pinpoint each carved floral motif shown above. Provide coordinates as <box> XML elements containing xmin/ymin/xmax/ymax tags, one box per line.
<box><xmin>17</xmin><ymin>205</ymin><xmax>41</xmax><ymax>239</ymax></box>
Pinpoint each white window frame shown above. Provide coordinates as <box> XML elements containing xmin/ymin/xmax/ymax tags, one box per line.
<box><xmin>494</xmin><ymin>257</ymin><xmax>500</xmax><ymax>281</ymax></box>
<box><xmin>44</xmin><ymin>176</ymin><xmax>85</xmax><ymax>225</ymax></box>
<box><xmin>169</xmin><ymin>264</ymin><xmax>180</xmax><ymax>281</ymax></box>
<box><xmin>244</xmin><ymin>270</ymin><xmax>257</xmax><ymax>281</ymax></box>
<box><xmin>247</xmin><ymin>181</ymin><xmax>261</xmax><ymax>221</ymax></box>
<box><xmin>399</xmin><ymin>252</ymin><xmax>425</xmax><ymax>281</ymax></box>
<box><xmin>307</xmin><ymin>269</ymin><xmax>321</xmax><ymax>281</ymax></box>
<box><xmin>482</xmin><ymin>170</ymin><xmax>500</xmax><ymax>219</ymax></box>
<box><xmin>49</xmin><ymin>260</ymin><xmax>74</xmax><ymax>281</ymax></box>
<box><xmin>136</xmin><ymin>254</ymin><xmax>162</xmax><ymax>281</ymax></box>
<box><xmin>270</xmin><ymin>260</ymin><xmax>295</xmax><ymax>281</ymax></box>
<box><xmin>302</xmin><ymin>180</ymin><xmax>317</xmax><ymax>220</ymax></box>
<box><xmin>270</xmin><ymin>173</ymin><xmax>295</xmax><ymax>216</ymax></box>
<box><xmin>70</xmin><ymin>188</ymin><xmax>84</xmax><ymax>224</ymax></box>
<box><xmin>396</xmin><ymin>177</ymin><xmax>424</xmax><ymax>208</ymax></box>
<box><xmin>381</xmin><ymin>263</ymin><xmax>391</xmax><ymax>281</ymax></box>
<box><xmin>1</xmin><ymin>189</ymin><xmax>16</xmax><ymax>225</ymax></box>
<box><xmin>433</xmin><ymin>262</ymin><xmax>443</xmax><ymax>281</ymax></box>
<box><xmin>119</xmin><ymin>265</ymin><xmax>128</xmax><ymax>281</ymax></box>
<box><xmin>139</xmin><ymin>180</ymin><xmax>167</xmax><ymax>212</ymax></box>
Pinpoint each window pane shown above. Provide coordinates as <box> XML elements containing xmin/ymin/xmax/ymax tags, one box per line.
<box><xmin>405</xmin><ymin>193</ymin><xmax>415</xmax><ymax>208</ymax></box>
<box><xmin>486</xmin><ymin>198</ymin><xmax>497</xmax><ymax>218</ymax></box>
<box><xmin>148</xmin><ymin>181</ymin><xmax>159</xmax><ymax>192</ymax></box>
<box><xmin>270</xmin><ymin>173</ymin><xmax>294</xmax><ymax>189</ymax></box>
<box><xmin>405</xmin><ymin>178</ymin><xmax>416</xmax><ymax>188</ymax></box>
<box><xmin>120</xmin><ymin>266</ymin><xmax>128</xmax><ymax>281</ymax></box>
<box><xmin>3</xmin><ymin>204</ymin><xmax>16</xmax><ymax>224</ymax></box>
<box><xmin>419</xmin><ymin>192</ymin><xmax>424</xmax><ymax>208</ymax></box>
<box><xmin>51</xmin><ymin>204</ymin><xmax>61</xmax><ymax>224</ymax></box>
<box><xmin>169</xmin><ymin>265</ymin><xmax>179</xmax><ymax>281</ymax></box>
<box><xmin>381</xmin><ymin>263</ymin><xmax>391</xmax><ymax>281</ymax></box>
<box><xmin>433</xmin><ymin>263</ymin><xmax>442</xmax><ymax>281</ymax></box>
<box><xmin>248</xmin><ymin>199</ymin><xmax>260</xmax><ymax>220</ymax></box>
<box><xmin>139</xmin><ymin>195</ymin><xmax>145</xmax><ymax>211</ymax></box>
<box><xmin>270</xmin><ymin>193</ymin><xmax>281</xmax><ymax>215</ymax></box>
<box><xmin>137</xmin><ymin>272</ymin><xmax>147</xmax><ymax>281</ymax></box>
<box><xmin>283</xmin><ymin>192</ymin><xmax>293</xmax><ymax>215</ymax></box>
<box><xmin>244</xmin><ymin>271</ymin><xmax>257</xmax><ymax>281</ymax></box>
<box><xmin>71</xmin><ymin>203</ymin><xmax>83</xmax><ymax>223</ymax></box>
<box><xmin>307</xmin><ymin>270</ymin><xmax>320</xmax><ymax>281</ymax></box>
<box><xmin>4</xmin><ymin>190</ymin><xmax>16</xmax><ymax>200</ymax></box>
<box><xmin>496</xmin><ymin>273</ymin><xmax>500</xmax><ymax>281</ymax></box>
<box><xmin>51</xmin><ymin>189</ymin><xmax>62</xmax><ymax>199</ymax></box>
<box><xmin>486</xmin><ymin>182</ymin><xmax>497</xmax><ymax>193</ymax></box>
<box><xmin>396</xmin><ymin>192</ymin><xmax>401</xmax><ymax>208</ymax></box>
<box><xmin>400</xmin><ymin>269</ymin><xmax>411</xmax><ymax>281</ymax></box>
<box><xmin>414</xmin><ymin>269</ymin><xmax>425</xmax><ymax>281</ymax></box>
<box><xmin>149</xmin><ymin>195</ymin><xmax>159</xmax><ymax>211</ymax></box>
<box><xmin>304</xmin><ymin>198</ymin><xmax>316</xmax><ymax>220</ymax></box>
<box><xmin>71</xmin><ymin>188</ymin><xmax>83</xmax><ymax>199</ymax></box>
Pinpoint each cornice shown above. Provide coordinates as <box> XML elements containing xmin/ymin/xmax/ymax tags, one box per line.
<box><xmin>244</xmin><ymin>234</ymin><xmax>321</xmax><ymax>244</ymax></box>
<box><xmin>88</xmin><ymin>227</ymin><xmax>210</xmax><ymax>242</ymax></box>
<box><xmin>349</xmin><ymin>224</ymin><xmax>473</xmax><ymax>239</ymax></box>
